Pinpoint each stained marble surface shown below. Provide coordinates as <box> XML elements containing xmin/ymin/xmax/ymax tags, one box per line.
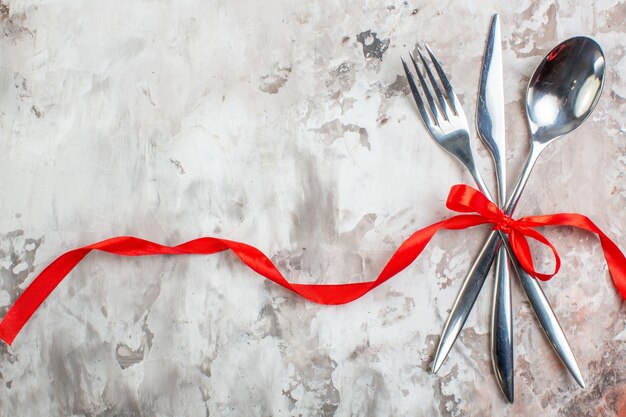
<box><xmin>0</xmin><ymin>0</ymin><xmax>624</xmax><ymax>416</ymax></box>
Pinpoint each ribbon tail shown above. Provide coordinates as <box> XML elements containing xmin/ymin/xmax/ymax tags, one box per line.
<box><xmin>0</xmin><ymin>214</ymin><xmax>491</xmax><ymax>345</ymax></box>
<box><xmin>520</xmin><ymin>213</ymin><xmax>626</xmax><ymax>298</ymax></box>
<box><xmin>0</xmin><ymin>248</ymin><xmax>91</xmax><ymax>345</ymax></box>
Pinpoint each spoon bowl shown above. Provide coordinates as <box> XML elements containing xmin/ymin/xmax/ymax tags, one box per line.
<box><xmin>507</xmin><ymin>36</ymin><xmax>606</xmax><ymax>212</ymax></box>
<box><xmin>526</xmin><ymin>37</ymin><xmax>605</xmax><ymax>144</ymax></box>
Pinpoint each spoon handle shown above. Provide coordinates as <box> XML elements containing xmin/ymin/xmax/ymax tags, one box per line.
<box><xmin>500</xmin><ymin>240</ymin><xmax>586</xmax><ymax>388</ymax></box>
<box><xmin>433</xmin><ymin>144</ymin><xmax>584</xmax><ymax>388</ymax></box>
<box><xmin>504</xmin><ymin>143</ymin><xmax>542</xmax><ymax>215</ymax></box>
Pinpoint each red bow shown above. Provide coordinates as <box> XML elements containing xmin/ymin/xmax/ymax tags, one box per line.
<box><xmin>0</xmin><ymin>184</ymin><xmax>624</xmax><ymax>345</ymax></box>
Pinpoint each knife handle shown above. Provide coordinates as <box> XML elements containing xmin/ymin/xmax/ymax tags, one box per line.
<box><xmin>491</xmin><ymin>246</ymin><xmax>514</xmax><ymax>401</ymax></box>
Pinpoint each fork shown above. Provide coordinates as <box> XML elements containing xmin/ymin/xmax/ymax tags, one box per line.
<box><xmin>401</xmin><ymin>46</ymin><xmax>580</xmax><ymax>383</ymax></box>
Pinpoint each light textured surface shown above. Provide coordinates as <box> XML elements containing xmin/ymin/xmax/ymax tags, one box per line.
<box><xmin>0</xmin><ymin>1</ymin><xmax>624</xmax><ymax>415</ymax></box>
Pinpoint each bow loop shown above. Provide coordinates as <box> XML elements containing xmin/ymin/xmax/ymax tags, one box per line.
<box><xmin>446</xmin><ymin>184</ymin><xmax>502</xmax><ymax>219</ymax></box>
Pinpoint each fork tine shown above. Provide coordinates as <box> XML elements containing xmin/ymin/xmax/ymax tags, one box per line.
<box><xmin>416</xmin><ymin>48</ymin><xmax>451</xmax><ymax>120</ymax></box>
<box><xmin>424</xmin><ymin>44</ymin><xmax>463</xmax><ymax>115</ymax></box>
<box><xmin>401</xmin><ymin>57</ymin><xmax>437</xmax><ymax>130</ymax></box>
<box><xmin>408</xmin><ymin>52</ymin><xmax>442</xmax><ymax>123</ymax></box>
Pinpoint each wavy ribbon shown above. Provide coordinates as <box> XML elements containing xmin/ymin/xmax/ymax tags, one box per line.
<box><xmin>0</xmin><ymin>184</ymin><xmax>624</xmax><ymax>345</ymax></box>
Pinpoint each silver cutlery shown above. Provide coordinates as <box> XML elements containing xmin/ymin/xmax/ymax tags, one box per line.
<box><xmin>476</xmin><ymin>14</ymin><xmax>514</xmax><ymax>402</ymax></box>
<box><xmin>426</xmin><ymin>36</ymin><xmax>605</xmax><ymax>387</ymax></box>
<box><xmin>400</xmin><ymin>45</ymin><xmax>536</xmax><ymax>392</ymax></box>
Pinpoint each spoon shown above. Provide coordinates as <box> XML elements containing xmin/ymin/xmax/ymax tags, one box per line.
<box><xmin>507</xmin><ymin>36</ymin><xmax>605</xmax><ymax>212</ymax></box>
<box><xmin>432</xmin><ymin>37</ymin><xmax>606</xmax><ymax>385</ymax></box>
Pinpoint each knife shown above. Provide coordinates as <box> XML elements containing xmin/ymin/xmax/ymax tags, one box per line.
<box><xmin>476</xmin><ymin>14</ymin><xmax>515</xmax><ymax>402</ymax></box>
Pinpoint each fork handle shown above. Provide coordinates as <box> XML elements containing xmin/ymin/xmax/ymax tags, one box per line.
<box><xmin>431</xmin><ymin>230</ymin><xmax>500</xmax><ymax>372</ymax></box>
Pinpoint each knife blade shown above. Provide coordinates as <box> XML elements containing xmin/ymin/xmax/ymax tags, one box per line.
<box><xmin>476</xmin><ymin>14</ymin><xmax>515</xmax><ymax>402</ymax></box>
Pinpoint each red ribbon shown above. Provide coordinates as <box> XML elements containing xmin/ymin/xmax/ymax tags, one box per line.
<box><xmin>1</xmin><ymin>184</ymin><xmax>624</xmax><ymax>345</ymax></box>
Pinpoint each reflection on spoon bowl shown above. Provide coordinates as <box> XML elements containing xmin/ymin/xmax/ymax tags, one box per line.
<box><xmin>526</xmin><ymin>36</ymin><xmax>605</xmax><ymax>143</ymax></box>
